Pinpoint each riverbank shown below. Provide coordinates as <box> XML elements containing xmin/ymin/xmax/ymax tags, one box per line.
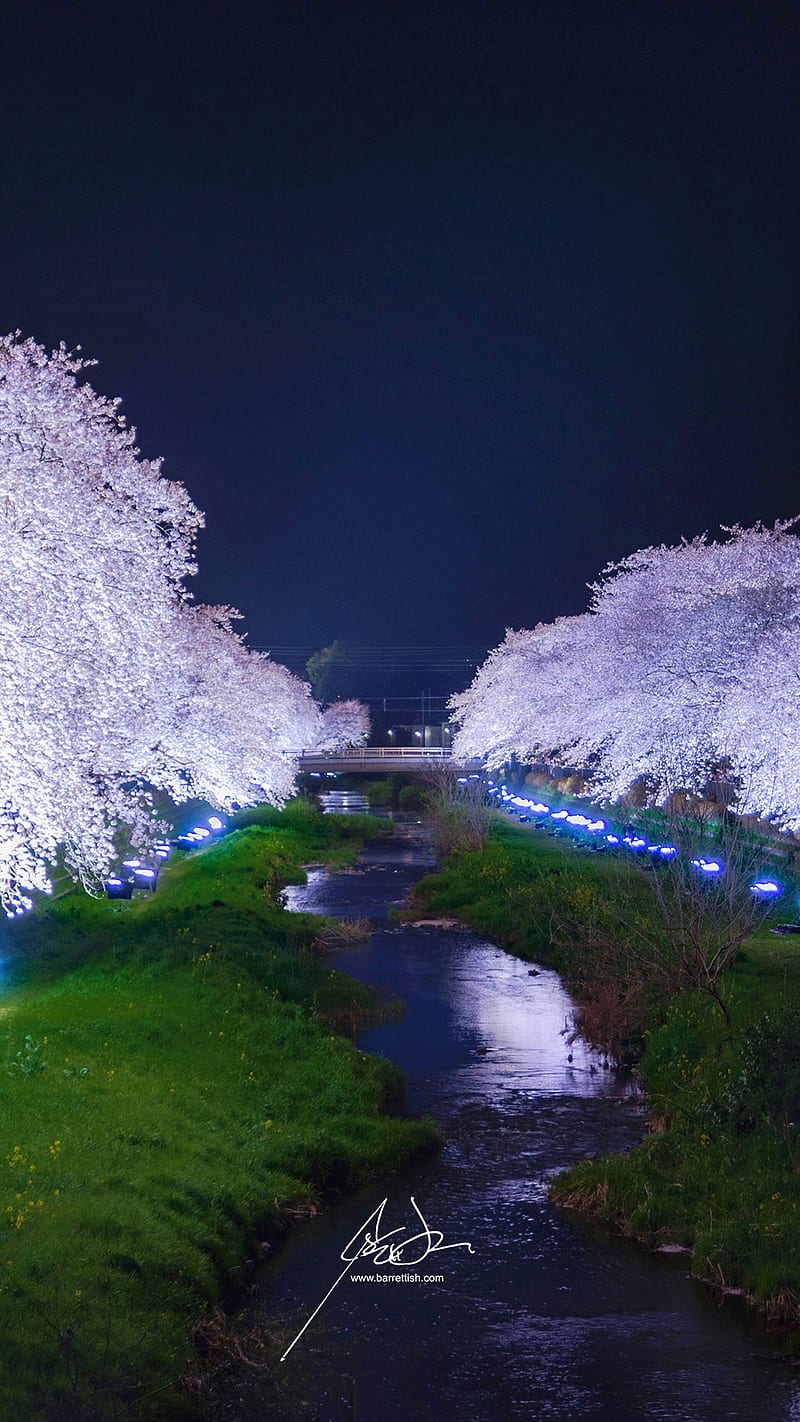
<box><xmin>407</xmin><ymin>815</ymin><xmax>800</xmax><ymax>1334</ymax></box>
<box><xmin>220</xmin><ymin>824</ymin><xmax>799</xmax><ymax>1422</ymax></box>
<box><xmin>0</xmin><ymin>801</ymin><xmax>439</xmax><ymax>1420</ymax></box>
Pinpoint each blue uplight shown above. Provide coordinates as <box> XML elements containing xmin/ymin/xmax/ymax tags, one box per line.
<box><xmin>132</xmin><ymin>866</ymin><xmax>158</xmax><ymax>893</ymax></box>
<box><xmin>105</xmin><ymin>877</ymin><xmax>134</xmax><ymax>900</ymax></box>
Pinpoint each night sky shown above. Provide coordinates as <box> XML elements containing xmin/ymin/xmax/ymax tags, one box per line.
<box><xmin>3</xmin><ymin>1</ymin><xmax>800</xmax><ymax>688</ymax></box>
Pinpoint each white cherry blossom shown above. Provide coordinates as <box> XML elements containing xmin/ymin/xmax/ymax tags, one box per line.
<box><xmin>0</xmin><ymin>335</ymin><xmax>332</xmax><ymax>906</ymax></box>
<box><xmin>452</xmin><ymin>520</ymin><xmax>800</xmax><ymax>825</ymax></box>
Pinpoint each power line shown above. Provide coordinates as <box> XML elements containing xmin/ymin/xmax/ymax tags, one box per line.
<box><xmin>249</xmin><ymin>646</ymin><xmax>485</xmax><ymax>668</ymax></box>
<box><xmin>249</xmin><ymin>646</ymin><xmax>486</xmax><ymax>655</ymax></box>
<box><xmin>340</xmin><ymin>695</ymin><xmax>454</xmax><ymax>704</ymax></box>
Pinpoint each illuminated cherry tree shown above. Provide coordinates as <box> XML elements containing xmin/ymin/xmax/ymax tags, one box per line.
<box><xmin>147</xmin><ymin>603</ymin><xmax>323</xmax><ymax>810</ymax></box>
<box><xmin>450</xmin><ymin>616</ymin><xmax>595</xmax><ymax>769</ymax></box>
<box><xmin>452</xmin><ymin>520</ymin><xmax>800</xmax><ymax>825</ymax></box>
<box><xmin>0</xmin><ymin>334</ymin><xmax>330</xmax><ymax>908</ymax></box>
<box><xmin>312</xmin><ymin>699</ymin><xmax>370</xmax><ymax>751</ymax></box>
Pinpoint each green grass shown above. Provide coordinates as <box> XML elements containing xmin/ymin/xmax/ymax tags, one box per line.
<box><xmin>0</xmin><ymin>803</ymin><xmax>439</xmax><ymax>1419</ymax></box>
<box><xmin>405</xmin><ymin>815</ymin><xmax>656</xmax><ymax>973</ymax></box>
<box><xmin>411</xmin><ymin>812</ymin><xmax>800</xmax><ymax>1328</ymax></box>
<box><xmin>552</xmin><ymin>956</ymin><xmax>800</xmax><ymax>1329</ymax></box>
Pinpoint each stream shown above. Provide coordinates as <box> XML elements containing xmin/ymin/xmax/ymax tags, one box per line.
<box><xmin>245</xmin><ymin>823</ymin><xmax>800</xmax><ymax>1421</ymax></box>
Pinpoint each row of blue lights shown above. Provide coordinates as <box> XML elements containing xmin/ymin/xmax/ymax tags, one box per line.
<box><xmin>103</xmin><ymin>814</ymin><xmax>227</xmax><ymax>900</ymax></box>
<box><xmin>3</xmin><ymin>819</ymin><xmax>231</xmax><ymax>915</ymax></box>
<box><xmin>484</xmin><ymin>782</ymin><xmax>781</xmax><ymax>898</ymax></box>
<box><xmin>5</xmin><ymin>815</ymin><xmax>231</xmax><ymax>918</ymax></box>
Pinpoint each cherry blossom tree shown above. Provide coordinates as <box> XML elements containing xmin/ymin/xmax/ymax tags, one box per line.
<box><xmin>452</xmin><ymin>519</ymin><xmax>800</xmax><ymax>825</ymax></box>
<box><xmin>0</xmin><ymin>334</ymin><xmax>327</xmax><ymax>908</ymax></box>
<box><xmin>147</xmin><ymin>603</ymin><xmax>323</xmax><ymax>810</ymax></box>
<box><xmin>450</xmin><ymin>615</ymin><xmax>595</xmax><ymax>770</ymax></box>
<box><xmin>311</xmin><ymin>699</ymin><xmax>370</xmax><ymax>751</ymax></box>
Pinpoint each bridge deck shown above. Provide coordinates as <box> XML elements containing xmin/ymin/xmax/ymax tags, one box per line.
<box><xmin>291</xmin><ymin>747</ymin><xmax>461</xmax><ymax>774</ymax></box>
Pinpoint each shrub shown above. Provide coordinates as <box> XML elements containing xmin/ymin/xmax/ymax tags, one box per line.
<box><xmin>398</xmin><ymin>784</ymin><xmax>425</xmax><ymax>811</ymax></box>
<box><xmin>362</xmin><ymin>780</ymin><xmax>393</xmax><ymax>806</ymax></box>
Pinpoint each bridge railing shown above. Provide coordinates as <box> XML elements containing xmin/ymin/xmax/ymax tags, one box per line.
<box><xmin>288</xmin><ymin>746</ymin><xmax>454</xmax><ymax>761</ymax></box>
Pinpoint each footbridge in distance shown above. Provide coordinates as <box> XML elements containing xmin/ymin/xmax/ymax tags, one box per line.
<box><xmin>292</xmin><ymin>747</ymin><xmax>479</xmax><ymax>775</ymax></box>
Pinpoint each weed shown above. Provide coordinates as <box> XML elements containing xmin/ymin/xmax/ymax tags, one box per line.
<box><xmin>8</xmin><ymin>1036</ymin><xmax>48</xmax><ymax>1077</ymax></box>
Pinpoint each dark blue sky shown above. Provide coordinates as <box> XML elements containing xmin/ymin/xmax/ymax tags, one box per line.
<box><xmin>3</xmin><ymin>1</ymin><xmax>799</xmax><ymax>680</ymax></box>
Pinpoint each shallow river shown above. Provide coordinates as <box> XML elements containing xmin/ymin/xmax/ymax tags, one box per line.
<box><xmin>247</xmin><ymin>827</ymin><xmax>800</xmax><ymax>1421</ymax></box>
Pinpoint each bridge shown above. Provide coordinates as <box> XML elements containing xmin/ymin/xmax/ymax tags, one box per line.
<box><xmin>292</xmin><ymin>747</ymin><xmax>461</xmax><ymax>775</ymax></box>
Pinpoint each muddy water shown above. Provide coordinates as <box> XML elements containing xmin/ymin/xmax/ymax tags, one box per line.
<box><xmin>247</xmin><ymin>830</ymin><xmax>800</xmax><ymax>1421</ymax></box>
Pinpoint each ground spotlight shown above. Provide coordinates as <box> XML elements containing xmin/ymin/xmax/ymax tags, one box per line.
<box><xmin>105</xmin><ymin>877</ymin><xmax>134</xmax><ymax>900</ymax></box>
<box><xmin>132</xmin><ymin>867</ymin><xmax>158</xmax><ymax>891</ymax></box>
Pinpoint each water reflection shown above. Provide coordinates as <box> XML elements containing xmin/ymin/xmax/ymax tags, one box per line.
<box><xmin>320</xmin><ymin>790</ymin><xmax>369</xmax><ymax>814</ymax></box>
<box><xmin>250</xmin><ymin>833</ymin><xmax>800</xmax><ymax>1421</ymax></box>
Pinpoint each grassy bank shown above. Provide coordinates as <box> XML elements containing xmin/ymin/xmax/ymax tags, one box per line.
<box><xmin>405</xmin><ymin>817</ymin><xmax>666</xmax><ymax>1053</ymax></box>
<box><xmin>0</xmin><ymin>801</ymin><xmax>439</xmax><ymax>1419</ymax></box>
<box><xmin>552</xmin><ymin>944</ymin><xmax>800</xmax><ymax>1330</ymax></box>
<box><xmin>409</xmin><ymin>815</ymin><xmax>800</xmax><ymax>1330</ymax></box>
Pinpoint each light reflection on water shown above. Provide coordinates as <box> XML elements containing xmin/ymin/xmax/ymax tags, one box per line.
<box><xmin>319</xmin><ymin>791</ymin><xmax>370</xmax><ymax>814</ymax></box>
<box><xmin>251</xmin><ymin>833</ymin><xmax>800</xmax><ymax>1421</ymax></box>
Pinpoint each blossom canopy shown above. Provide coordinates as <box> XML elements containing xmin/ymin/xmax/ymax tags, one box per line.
<box><xmin>451</xmin><ymin>519</ymin><xmax>800</xmax><ymax>825</ymax></box>
<box><xmin>0</xmin><ymin>334</ymin><xmax>342</xmax><ymax>907</ymax></box>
